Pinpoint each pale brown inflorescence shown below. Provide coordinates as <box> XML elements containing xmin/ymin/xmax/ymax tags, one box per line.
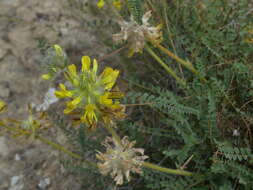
<box><xmin>113</xmin><ymin>11</ymin><xmax>162</xmax><ymax>57</ymax></box>
<box><xmin>96</xmin><ymin>136</ymin><xmax>148</xmax><ymax>185</ymax></box>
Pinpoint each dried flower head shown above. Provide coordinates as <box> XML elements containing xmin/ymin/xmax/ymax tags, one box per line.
<box><xmin>96</xmin><ymin>136</ymin><xmax>148</xmax><ymax>185</ymax></box>
<box><xmin>55</xmin><ymin>56</ymin><xmax>125</xmax><ymax>129</ymax></box>
<box><xmin>113</xmin><ymin>11</ymin><xmax>162</xmax><ymax>57</ymax></box>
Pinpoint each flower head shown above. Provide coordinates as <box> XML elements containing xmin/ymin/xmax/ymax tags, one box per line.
<box><xmin>55</xmin><ymin>56</ymin><xmax>125</xmax><ymax>129</ymax></box>
<box><xmin>96</xmin><ymin>136</ymin><xmax>148</xmax><ymax>185</ymax></box>
<box><xmin>113</xmin><ymin>11</ymin><xmax>162</xmax><ymax>57</ymax></box>
<box><xmin>41</xmin><ymin>44</ymin><xmax>68</xmax><ymax>80</ymax></box>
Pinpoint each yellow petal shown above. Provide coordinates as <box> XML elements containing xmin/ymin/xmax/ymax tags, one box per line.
<box><xmin>63</xmin><ymin>106</ymin><xmax>75</xmax><ymax>114</ymax></box>
<box><xmin>82</xmin><ymin>56</ymin><xmax>91</xmax><ymax>72</ymax></box>
<box><xmin>101</xmin><ymin>68</ymin><xmax>119</xmax><ymax>90</ymax></box>
<box><xmin>113</xmin><ymin>0</ymin><xmax>122</xmax><ymax>10</ymax></box>
<box><xmin>100</xmin><ymin>93</ymin><xmax>113</xmax><ymax>105</ymax></box>
<box><xmin>59</xmin><ymin>83</ymin><xmax>67</xmax><ymax>91</ymax></box>
<box><xmin>68</xmin><ymin>64</ymin><xmax>77</xmax><ymax>77</ymax></box>
<box><xmin>0</xmin><ymin>101</ymin><xmax>6</xmax><ymax>113</ymax></box>
<box><xmin>93</xmin><ymin>59</ymin><xmax>98</xmax><ymax>74</ymax></box>
<box><xmin>54</xmin><ymin>44</ymin><xmax>63</xmax><ymax>56</ymax></box>
<box><xmin>127</xmin><ymin>48</ymin><xmax>135</xmax><ymax>57</ymax></box>
<box><xmin>82</xmin><ymin>104</ymin><xmax>98</xmax><ymax>125</ymax></box>
<box><xmin>55</xmin><ymin>84</ymin><xmax>73</xmax><ymax>98</ymax></box>
<box><xmin>54</xmin><ymin>91</ymin><xmax>67</xmax><ymax>98</ymax></box>
<box><xmin>71</xmin><ymin>96</ymin><xmax>82</xmax><ymax>106</ymax></box>
<box><xmin>108</xmin><ymin>91</ymin><xmax>124</xmax><ymax>99</ymax></box>
<box><xmin>64</xmin><ymin>101</ymin><xmax>76</xmax><ymax>114</ymax></box>
<box><xmin>97</xmin><ymin>0</ymin><xmax>105</xmax><ymax>8</ymax></box>
<box><xmin>41</xmin><ymin>74</ymin><xmax>51</xmax><ymax>80</ymax></box>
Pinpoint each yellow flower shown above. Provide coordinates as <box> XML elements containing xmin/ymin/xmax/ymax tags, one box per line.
<box><xmin>55</xmin><ymin>56</ymin><xmax>124</xmax><ymax>129</ymax></box>
<box><xmin>97</xmin><ymin>0</ymin><xmax>105</xmax><ymax>8</ymax></box>
<box><xmin>54</xmin><ymin>44</ymin><xmax>64</xmax><ymax>57</ymax></box>
<box><xmin>41</xmin><ymin>74</ymin><xmax>52</xmax><ymax>80</ymax></box>
<box><xmin>55</xmin><ymin>83</ymin><xmax>73</xmax><ymax>98</ymax></box>
<box><xmin>0</xmin><ymin>101</ymin><xmax>6</xmax><ymax>113</ymax></box>
<box><xmin>101</xmin><ymin>67</ymin><xmax>119</xmax><ymax>90</ymax></box>
<box><xmin>97</xmin><ymin>0</ymin><xmax>122</xmax><ymax>10</ymax></box>
<box><xmin>96</xmin><ymin>136</ymin><xmax>148</xmax><ymax>185</ymax></box>
<box><xmin>81</xmin><ymin>104</ymin><xmax>98</xmax><ymax>128</ymax></box>
<box><xmin>113</xmin><ymin>0</ymin><xmax>122</xmax><ymax>10</ymax></box>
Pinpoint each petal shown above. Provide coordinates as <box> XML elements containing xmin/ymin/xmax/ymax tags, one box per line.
<box><xmin>113</xmin><ymin>0</ymin><xmax>122</xmax><ymax>10</ymax></box>
<box><xmin>0</xmin><ymin>101</ymin><xmax>6</xmax><ymax>113</ymax></box>
<box><xmin>142</xmin><ymin>11</ymin><xmax>152</xmax><ymax>25</ymax></box>
<box><xmin>68</xmin><ymin>64</ymin><xmax>77</xmax><ymax>77</ymax></box>
<box><xmin>100</xmin><ymin>93</ymin><xmax>113</xmax><ymax>105</ymax></box>
<box><xmin>101</xmin><ymin>68</ymin><xmax>119</xmax><ymax>90</ymax></box>
<box><xmin>54</xmin><ymin>44</ymin><xmax>63</xmax><ymax>56</ymax></box>
<box><xmin>71</xmin><ymin>96</ymin><xmax>82</xmax><ymax>106</ymax></box>
<box><xmin>41</xmin><ymin>74</ymin><xmax>51</xmax><ymax>80</ymax></box>
<box><xmin>59</xmin><ymin>83</ymin><xmax>67</xmax><ymax>91</ymax></box>
<box><xmin>55</xmin><ymin>84</ymin><xmax>73</xmax><ymax>98</ymax></box>
<box><xmin>92</xmin><ymin>59</ymin><xmax>98</xmax><ymax>74</ymax></box>
<box><xmin>63</xmin><ymin>103</ymin><xmax>75</xmax><ymax>114</ymax></box>
<box><xmin>107</xmin><ymin>90</ymin><xmax>124</xmax><ymax>99</ymax></box>
<box><xmin>97</xmin><ymin>0</ymin><xmax>105</xmax><ymax>8</ymax></box>
<box><xmin>83</xmin><ymin>104</ymin><xmax>98</xmax><ymax>125</ymax></box>
<box><xmin>55</xmin><ymin>91</ymin><xmax>67</xmax><ymax>98</ymax></box>
<box><xmin>82</xmin><ymin>56</ymin><xmax>91</xmax><ymax>72</ymax></box>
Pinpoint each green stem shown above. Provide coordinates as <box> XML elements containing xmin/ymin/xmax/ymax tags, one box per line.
<box><xmin>103</xmin><ymin>124</ymin><xmax>195</xmax><ymax>176</ymax></box>
<box><xmin>155</xmin><ymin>43</ymin><xmax>207</xmax><ymax>83</ymax></box>
<box><xmin>103</xmin><ymin>124</ymin><xmax>123</xmax><ymax>146</ymax></box>
<box><xmin>145</xmin><ymin>45</ymin><xmax>186</xmax><ymax>86</ymax></box>
<box><xmin>143</xmin><ymin>162</ymin><xmax>194</xmax><ymax>176</ymax></box>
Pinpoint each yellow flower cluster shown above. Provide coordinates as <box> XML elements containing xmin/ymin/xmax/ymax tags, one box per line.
<box><xmin>55</xmin><ymin>56</ymin><xmax>125</xmax><ymax>129</ymax></box>
<box><xmin>97</xmin><ymin>0</ymin><xmax>122</xmax><ymax>10</ymax></box>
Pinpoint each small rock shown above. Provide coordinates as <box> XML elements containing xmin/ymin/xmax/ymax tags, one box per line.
<box><xmin>0</xmin><ymin>136</ymin><xmax>10</xmax><ymax>157</ymax></box>
<box><xmin>9</xmin><ymin>175</ymin><xmax>24</xmax><ymax>190</ymax></box>
<box><xmin>0</xmin><ymin>48</ymin><xmax>8</xmax><ymax>60</ymax></box>
<box><xmin>233</xmin><ymin>129</ymin><xmax>240</xmax><ymax>136</ymax></box>
<box><xmin>0</xmin><ymin>83</ymin><xmax>10</xmax><ymax>98</ymax></box>
<box><xmin>0</xmin><ymin>39</ymin><xmax>10</xmax><ymax>60</ymax></box>
<box><xmin>34</xmin><ymin>87</ymin><xmax>58</xmax><ymax>111</ymax></box>
<box><xmin>38</xmin><ymin>177</ymin><xmax>50</xmax><ymax>189</ymax></box>
<box><xmin>14</xmin><ymin>154</ymin><xmax>21</xmax><ymax>161</ymax></box>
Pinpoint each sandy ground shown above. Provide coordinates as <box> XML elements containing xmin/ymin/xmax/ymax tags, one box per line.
<box><xmin>0</xmin><ymin>0</ymin><xmax>108</xmax><ymax>189</ymax></box>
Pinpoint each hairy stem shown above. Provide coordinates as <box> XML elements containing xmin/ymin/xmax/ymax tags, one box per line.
<box><xmin>145</xmin><ymin>45</ymin><xmax>186</xmax><ymax>86</ymax></box>
<box><xmin>155</xmin><ymin>43</ymin><xmax>207</xmax><ymax>83</ymax></box>
<box><xmin>143</xmin><ymin>162</ymin><xmax>194</xmax><ymax>176</ymax></box>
